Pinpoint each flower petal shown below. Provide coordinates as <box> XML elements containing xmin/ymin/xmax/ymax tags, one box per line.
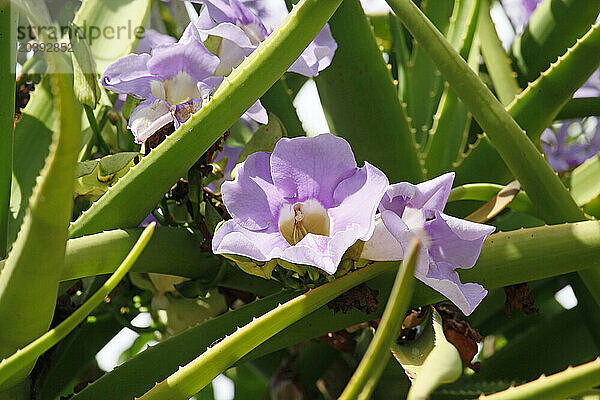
<box><xmin>148</xmin><ymin>24</ymin><xmax>219</xmax><ymax>82</ymax></box>
<box><xmin>378</xmin><ymin>182</ymin><xmax>417</xmax><ymax>216</ymax></box>
<box><xmin>418</xmin><ymin>262</ymin><xmax>487</xmax><ymax>315</ymax></box>
<box><xmin>288</xmin><ymin>24</ymin><xmax>337</xmax><ymax>77</ymax></box>
<box><xmin>128</xmin><ymin>99</ymin><xmax>173</xmax><ymax>143</ymax></box>
<box><xmin>329</xmin><ymin>161</ymin><xmax>389</xmax><ymax>241</ymax></box>
<box><xmin>212</xmin><ymin>219</ymin><xmax>289</xmax><ymax>260</ymax></box>
<box><xmin>100</xmin><ymin>53</ymin><xmax>155</xmax><ymax>99</ymax></box>
<box><xmin>412</xmin><ymin>172</ymin><xmax>454</xmax><ymax>211</ymax></box>
<box><xmin>424</xmin><ymin>211</ymin><xmax>495</xmax><ymax>269</ymax></box>
<box><xmin>360</xmin><ymin>215</ymin><xmax>405</xmax><ymax>261</ymax></box>
<box><xmin>379</xmin><ymin>172</ymin><xmax>454</xmax><ymax>216</ymax></box>
<box><xmin>270</xmin><ymin>134</ymin><xmax>358</xmax><ymax>206</ymax></box>
<box><xmin>136</xmin><ymin>29</ymin><xmax>176</xmax><ymax>54</ymax></box>
<box><xmin>281</xmin><ymin>224</ymin><xmax>364</xmax><ymax>275</ymax></box>
<box><xmin>244</xmin><ymin>100</ymin><xmax>268</xmax><ymax>124</ymax></box>
<box><xmin>221</xmin><ymin>151</ymin><xmax>287</xmax><ymax>230</ymax></box>
<box><xmin>202</xmin><ymin>23</ymin><xmax>256</xmax><ymax>76</ymax></box>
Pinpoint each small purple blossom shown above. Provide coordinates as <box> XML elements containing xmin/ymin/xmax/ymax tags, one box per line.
<box><xmin>212</xmin><ymin>134</ymin><xmax>389</xmax><ymax>275</ymax></box>
<box><xmin>101</xmin><ymin>24</ymin><xmax>267</xmax><ymax>144</ymax></box>
<box><xmin>541</xmin><ymin>120</ymin><xmax>600</xmax><ymax>172</ymax></box>
<box><xmin>190</xmin><ymin>0</ymin><xmax>337</xmax><ymax>77</ymax></box>
<box><xmin>101</xmin><ymin>25</ymin><xmax>220</xmax><ymax>143</ymax></box>
<box><xmin>362</xmin><ymin>173</ymin><xmax>495</xmax><ymax>315</ymax></box>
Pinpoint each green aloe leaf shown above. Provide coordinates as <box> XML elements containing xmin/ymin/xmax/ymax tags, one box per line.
<box><xmin>55</xmin><ymin>221</ymin><xmax>600</xmax><ymax>400</ymax></box>
<box><xmin>386</xmin><ymin>0</ymin><xmax>585</xmax><ymax>224</ymax></box>
<box><xmin>477</xmin><ymin>0</ymin><xmax>520</xmax><ymax>106</ymax></box>
<box><xmin>405</xmin><ymin>0</ymin><xmax>455</xmax><ymax>138</ymax></box>
<box><xmin>340</xmin><ymin>240</ymin><xmax>418</xmax><ymax>400</ymax></box>
<box><xmin>74</xmin><ymin>0</ymin><xmax>152</xmax><ymax>73</ymax></box>
<box><xmin>456</xmin><ymin>21</ymin><xmax>600</xmax><ymax>185</ymax></box>
<box><xmin>260</xmin><ymin>79</ymin><xmax>306</xmax><ymax>137</ymax></box>
<box><xmin>480</xmin><ymin>350</ymin><xmax>600</xmax><ymax>399</ymax></box>
<box><xmin>569</xmin><ymin>154</ymin><xmax>600</xmax><ymax>218</ymax></box>
<box><xmin>0</xmin><ymin>0</ymin><xmax>17</xmax><ymax>259</ymax></box>
<box><xmin>0</xmin><ymin>54</ymin><xmax>81</xmax><ymax>391</ymax></box>
<box><xmin>314</xmin><ymin>0</ymin><xmax>424</xmax><ymax>183</ymax></box>
<box><xmin>0</xmin><ymin>223</ymin><xmax>155</xmax><ymax>388</ymax></box>
<box><xmin>512</xmin><ymin>0</ymin><xmax>600</xmax><ymax>84</ymax></box>
<box><xmin>69</xmin><ymin>0</ymin><xmax>345</xmax><ymax>238</ymax></box>
<box><xmin>423</xmin><ymin>0</ymin><xmax>480</xmax><ymax>177</ymax></box>
<box><xmin>556</xmin><ymin>97</ymin><xmax>600</xmax><ymax>120</ymax></box>
<box><xmin>126</xmin><ymin>262</ymin><xmax>398</xmax><ymax>400</ymax></box>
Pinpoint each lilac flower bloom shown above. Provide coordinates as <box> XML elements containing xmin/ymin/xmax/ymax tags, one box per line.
<box><xmin>189</xmin><ymin>0</ymin><xmax>337</xmax><ymax>77</ymax></box>
<box><xmin>541</xmin><ymin>121</ymin><xmax>600</xmax><ymax>172</ymax></box>
<box><xmin>362</xmin><ymin>173</ymin><xmax>495</xmax><ymax>315</ymax></box>
<box><xmin>101</xmin><ymin>25</ymin><xmax>220</xmax><ymax>143</ymax></box>
<box><xmin>114</xmin><ymin>29</ymin><xmax>178</xmax><ymax>112</ymax></box>
<box><xmin>212</xmin><ymin>134</ymin><xmax>389</xmax><ymax>275</ymax></box>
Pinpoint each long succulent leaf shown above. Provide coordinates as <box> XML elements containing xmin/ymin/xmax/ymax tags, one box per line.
<box><xmin>385</xmin><ymin>0</ymin><xmax>585</xmax><ymax>224</ymax></box>
<box><xmin>456</xmin><ymin>21</ymin><xmax>600</xmax><ymax>185</ymax></box>
<box><xmin>512</xmin><ymin>0</ymin><xmax>600</xmax><ymax>84</ymax></box>
<box><xmin>314</xmin><ymin>0</ymin><xmax>423</xmax><ymax>182</ymax></box>
<box><xmin>0</xmin><ymin>55</ymin><xmax>81</xmax><ymax>389</ymax></box>
<box><xmin>137</xmin><ymin>261</ymin><xmax>398</xmax><ymax>400</ymax></box>
<box><xmin>69</xmin><ymin>0</ymin><xmax>345</xmax><ymax>238</ymax></box>
<box><xmin>424</xmin><ymin>0</ymin><xmax>480</xmax><ymax>176</ymax></box>
<box><xmin>477</xmin><ymin>0</ymin><xmax>520</xmax><ymax>105</ymax></box>
<box><xmin>406</xmin><ymin>0</ymin><xmax>454</xmax><ymax>137</ymax></box>
<box><xmin>0</xmin><ymin>1</ymin><xmax>16</xmax><ymax>258</ymax></box>
<box><xmin>481</xmin><ymin>357</ymin><xmax>600</xmax><ymax>399</ymax></box>
<box><xmin>0</xmin><ymin>223</ymin><xmax>155</xmax><ymax>388</ymax></box>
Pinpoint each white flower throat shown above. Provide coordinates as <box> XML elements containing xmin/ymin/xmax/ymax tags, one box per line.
<box><xmin>151</xmin><ymin>72</ymin><xmax>200</xmax><ymax>106</ymax></box>
<box><xmin>279</xmin><ymin>199</ymin><xmax>331</xmax><ymax>245</ymax></box>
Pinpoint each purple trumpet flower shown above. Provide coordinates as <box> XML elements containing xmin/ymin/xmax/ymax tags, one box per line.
<box><xmin>101</xmin><ymin>25</ymin><xmax>219</xmax><ymax>143</ymax></box>
<box><xmin>541</xmin><ymin>121</ymin><xmax>600</xmax><ymax>172</ymax></box>
<box><xmin>101</xmin><ymin>24</ymin><xmax>267</xmax><ymax>144</ymax></box>
<box><xmin>362</xmin><ymin>173</ymin><xmax>495</xmax><ymax>315</ymax></box>
<box><xmin>212</xmin><ymin>134</ymin><xmax>389</xmax><ymax>275</ymax></box>
<box><xmin>190</xmin><ymin>0</ymin><xmax>337</xmax><ymax>77</ymax></box>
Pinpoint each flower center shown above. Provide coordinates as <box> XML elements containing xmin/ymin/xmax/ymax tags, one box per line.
<box><xmin>151</xmin><ymin>72</ymin><xmax>200</xmax><ymax>106</ymax></box>
<box><xmin>278</xmin><ymin>199</ymin><xmax>330</xmax><ymax>245</ymax></box>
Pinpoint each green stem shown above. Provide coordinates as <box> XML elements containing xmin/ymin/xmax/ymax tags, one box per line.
<box><xmin>138</xmin><ymin>261</ymin><xmax>399</xmax><ymax>400</ymax></box>
<box><xmin>339</xmin><ymin>240</ymin><xmax>419</xmax><ymax>400</ymax></box>
<box><xmin>83</xmin><ymin>104</ymin><xmax>110</xmax><ymax>155</ymax></box>
<box><xmin>481</xmin><ymin>358</ymin><xmax>600</xmax><ymax>400</ymax></box>
<box><xmin>0</xmin><ymin>223</ymin><xmax>155</xmax><ymax>388</ymax></box>
<box><xmin>386</xmin><ymin>0</ymin><xmax>585</xmax><ymax>224</ymax></box>
<box><xmin>556</xmin><ymin>97</ymin><xmax>600</xmax><ymax>120</ymax></box>
<box><xmin>0</xmin><ymin>1</ymin><xmax>16</xmax><ymax>259</ymax></box>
